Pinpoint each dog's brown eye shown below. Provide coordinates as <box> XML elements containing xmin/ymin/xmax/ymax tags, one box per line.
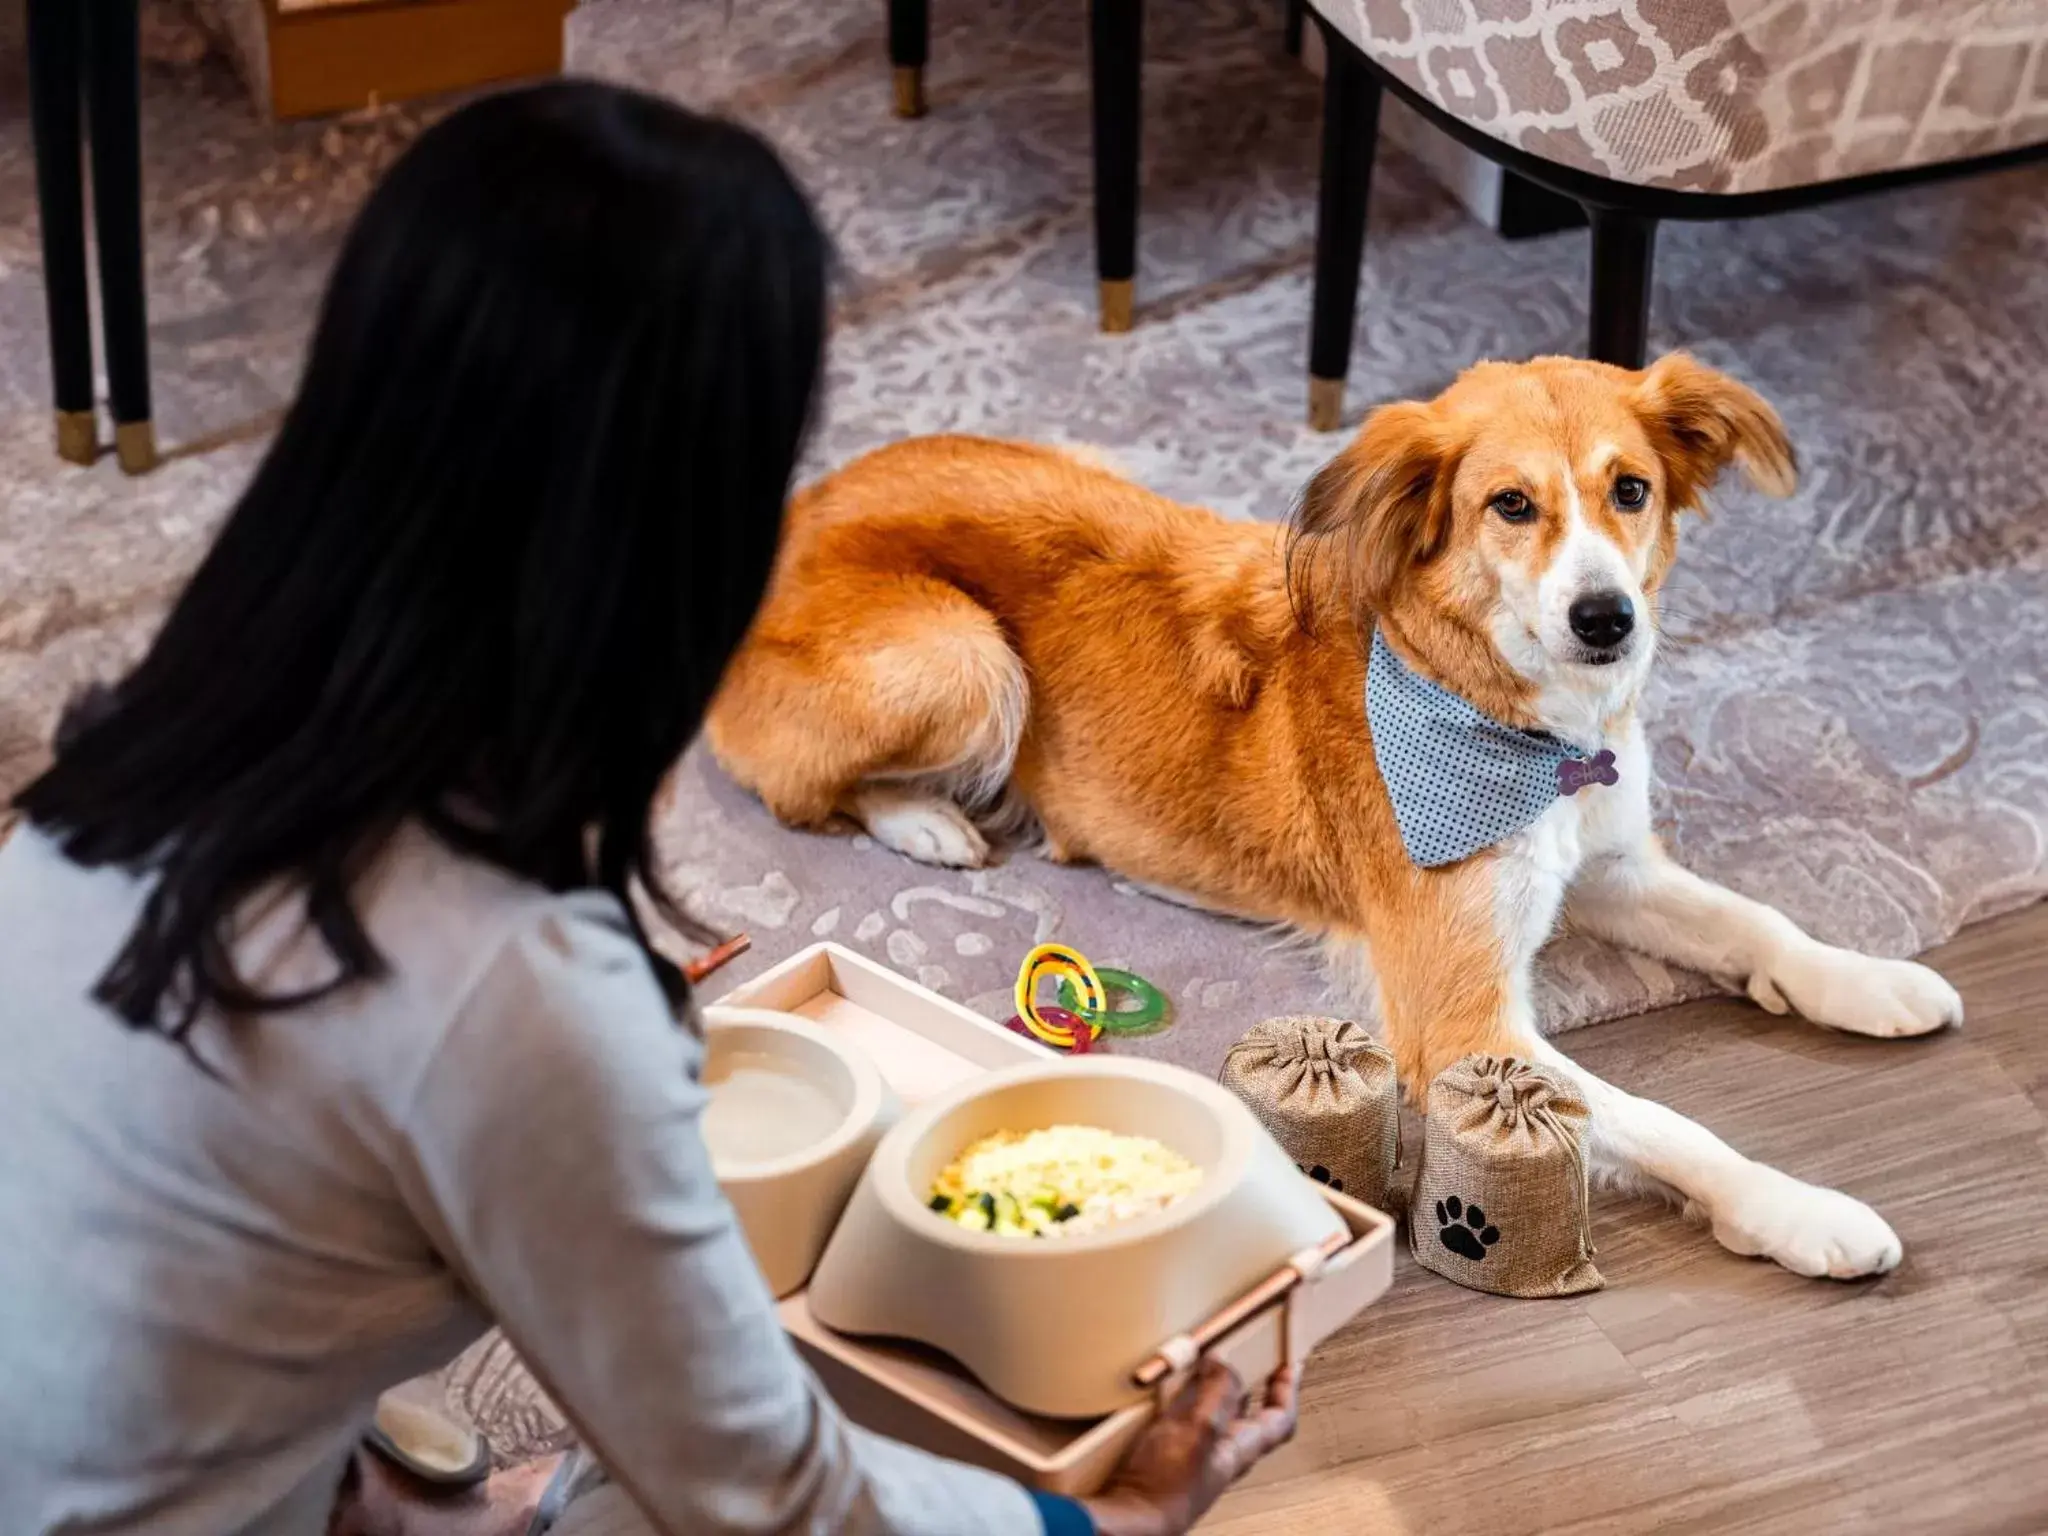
<box><xmin>1613</xmin><ymin>475</ymin><xmax>1649</xmax><ymax>510</ymax></box>
<box><xmin>1490</xmin><ymin>490</ymin><xmax>1534</xmax><ymax>523</ymax></box>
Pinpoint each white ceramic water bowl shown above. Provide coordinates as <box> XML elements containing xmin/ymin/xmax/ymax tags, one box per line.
<box><xmin>807</xmin><ymin>1057</ymin><xmax>1347</xmax><ymax>1419</ymax></box>
<box><xmin>699</xmin><ymin>1006</ymin><xmax>899</xmax><ymax>1298</ymax></box>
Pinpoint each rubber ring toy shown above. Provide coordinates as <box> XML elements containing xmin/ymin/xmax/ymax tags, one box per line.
<box><xmin>1056</xmin><ymin>967</ymin><xmax>1169</xmax><ymax>1034</ymax></box>
<box><xmin>1013</xmin><ymin>944</ymin><xmax>1106</xmax><ymax>1050</ymax></box>
<box><xmin>1003</xmin><ymin>1007</ymin><xmax>1095</xmax><ymax>1054</ymax></box>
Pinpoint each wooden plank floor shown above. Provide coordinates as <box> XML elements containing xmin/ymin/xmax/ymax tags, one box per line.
<box><xmin>1209</xmin><ymin>903</ymin><xmax>2048</xmax><ymax>1536</ymax></box>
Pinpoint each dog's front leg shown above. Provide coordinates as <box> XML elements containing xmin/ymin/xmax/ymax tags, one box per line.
<box><xmin>1564</xmin><ymin>721</ymin><xmax>1961</xmax><ymax>1038</ymax></box>
<box><xmin>1523</xmin><ymin>1032</ymin><xmax>1904</xmax><ymax>1278</ymax></box>
<box><xmin>1357</xmin><ymin>860</ymin><xmax>1547</xmax><ymax>1095</ymax></box>
<box><xmin>1568</xmin><ymin>839</ymin><xmax>1963</xmax><ymax>1038</ymax></box>
<box><xmin>1365</xmin><ymin>861</ymin><xmax>1904</xmax><ymax>1279</ymax></box>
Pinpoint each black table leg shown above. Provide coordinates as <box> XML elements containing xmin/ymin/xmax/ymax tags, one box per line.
<box><xmin>86</xmin><ymin>0</ymin><xmax>154</xmax><ymax>473</ymax></box>
<box><xmin>1284</xmin><ymin>0</ymin><xmax>1305</xmax><ymax>57</ymax></box>
<box><xmin>26</xmin><ymin>0</ymin><xmax>95</xmax><ymax>465</ymax></box>
<box><xmin>1587</xmin><ymin>207</ymin><xmax>1657</xmax><ymax>370</ymax></box>
<box><xmin>1089</xmin><ymin>0</ymin><xmax>1142</xmax><ymax>333</ymax></box>
<box><xmin>1307</xmin><ymin>30</ymin><xmax>1381</xmax><ymax>431</ymax></box>
<box><xmin>888</xmin><ymin>0</ymin><xmax>928</xmax><ymax>119</ymax></box>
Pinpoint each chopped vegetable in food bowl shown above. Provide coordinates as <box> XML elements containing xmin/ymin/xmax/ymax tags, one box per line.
<box><xmin>927</xmin><ymin>1125</ymin><xmax>1203</xmax><ymax>1238</ymax></box>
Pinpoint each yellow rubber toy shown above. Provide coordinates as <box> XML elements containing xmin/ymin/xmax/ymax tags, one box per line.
<box><xmin>1013</xmin><ymin>943</ymin><xmax>1107</xmax><ymax>1050</ymax></box>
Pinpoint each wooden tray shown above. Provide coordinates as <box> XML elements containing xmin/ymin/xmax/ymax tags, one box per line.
<box><xmin>714</xmin><ymin>941</ymin><xmax>1055</xmax><ymax>1104</ymax></box>
<box><xmin>718</xmin><ymin>942</ymin><xmax>1397</xmax><ymax>1497</ymax></box>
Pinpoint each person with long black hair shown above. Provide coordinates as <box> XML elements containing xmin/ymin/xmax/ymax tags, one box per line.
<box><xmin>0</xmin><ymin>81</ymin><xmax>1297</xmax><ymax>1536</ymax></box>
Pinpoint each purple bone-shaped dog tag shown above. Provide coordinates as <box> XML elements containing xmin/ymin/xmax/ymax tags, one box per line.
<box><xmin>1557</xmin><ymin>749</ymin><xmax>1620</xmax><ymax>797</ymax></box>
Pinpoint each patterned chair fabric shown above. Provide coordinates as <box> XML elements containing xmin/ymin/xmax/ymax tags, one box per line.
<box><xmin>1311</xmin><ymin>0</ymin><xmax>2048</xmax><ymax>195</ymax></box>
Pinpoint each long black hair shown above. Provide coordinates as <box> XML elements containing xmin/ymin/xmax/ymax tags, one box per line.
<box><xmin>15</xmin><ymin>81</ymin><xmax>830</xmax><ymax>1045</ymax></box>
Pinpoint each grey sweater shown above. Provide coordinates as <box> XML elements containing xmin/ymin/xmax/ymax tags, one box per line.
<box><xmin>0</xmin><ymin>822</ymin><xmax>1041</xmax><ymax>1536</ymax></box>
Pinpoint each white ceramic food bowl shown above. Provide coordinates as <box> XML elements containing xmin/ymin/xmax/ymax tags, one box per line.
<box><xmin>700</xmin><ymin>1006</ymin><xmax>900</xmax><ymax>1298</ymax></box>
<box><xmin>807</xmin><ymin>1057</ymin><xmax>1347</xmax><ymax>1418</ymax></box>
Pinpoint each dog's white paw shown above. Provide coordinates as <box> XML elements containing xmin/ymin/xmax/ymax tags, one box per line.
<box><xmin>852</xmin><ymin>788</ymin><xmax>989</xmax><ymax>869</ymax></box>
<box><xmin>1748</xmin><ymin>943</ymin><xmax>1962</xmax><ymax>1038</ymax></box>
<box><xmin>1710</xmin><ymin>1167</ymin><xmax>1902</xmax><ymax>1279</ymax></box>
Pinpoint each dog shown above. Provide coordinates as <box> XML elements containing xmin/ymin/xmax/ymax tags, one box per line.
<box><xmin>708</xmin><ymin>353</ymin><xmax>1963</xmax><ymax>1280</ymax></box>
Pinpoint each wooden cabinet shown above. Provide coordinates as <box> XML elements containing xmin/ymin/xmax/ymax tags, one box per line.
<box><xmin>195</xmin><ymin>0</ymin><xmax>574</xmax><ymax>121</ymax></box>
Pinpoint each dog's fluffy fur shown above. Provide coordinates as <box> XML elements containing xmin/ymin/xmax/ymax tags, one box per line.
<box><xmin>709</xmin><ymin>354</ymin><xmax>1963</xmax><ymax>1279</ymax></box>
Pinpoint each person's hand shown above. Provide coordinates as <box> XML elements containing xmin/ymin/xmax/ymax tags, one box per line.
<box><xmin>1080</xmin><ymin>1358</ymin><xmax>1301</xmax><ymax>1536</ymax></box>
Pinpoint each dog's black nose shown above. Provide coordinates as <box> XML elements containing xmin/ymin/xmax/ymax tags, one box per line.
<box><xmin>1568</xmin><ymin>591</ymin><xmax>1635</xmax><ymax>649</ymax></box>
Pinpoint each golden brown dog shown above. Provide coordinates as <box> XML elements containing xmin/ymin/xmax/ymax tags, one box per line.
<box><xmin>709</xmin><ymin>353</ymin><xmax>1962</xmax><ymax>1279</ymax></box>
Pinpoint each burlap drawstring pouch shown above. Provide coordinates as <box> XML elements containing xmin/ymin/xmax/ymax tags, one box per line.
<box><xmin>1219</xmin><ymin>1016</ymin><xmax>1401</xmax><ymax>1211</ymax></box>
<box><xmin>1410</xmin><ymin>1054</ymin><xmax>1603</xmax><ymax>1298</ymax></box>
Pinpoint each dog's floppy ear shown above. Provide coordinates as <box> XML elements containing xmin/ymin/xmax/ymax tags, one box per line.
<box><xmin>1634</xmin><ymin>352</ymin><xmax>1797</xmax><ymax>509</ymax></box>
<box><xmin>1288</xmin><ymin>399</ymin><xmax>1461</xmax><ymax>617</ymax></box>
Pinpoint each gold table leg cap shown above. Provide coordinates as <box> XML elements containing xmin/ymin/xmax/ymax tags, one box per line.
<box><xmin>1308</xmin><ymin>376</ymin><xmax>1346</xmax><ymax>433</ymax></box>
<box><xmin>1099</xmin><ymin>278</ymin><xmax>1134</xmax><ymax>334</ymax></box>
<box><xmin>115</xmin><ymin>420</ymin><xmax>159</xmax><ymax>475</ymax></box>
<box><xmin>56</xmin><ymin>409</ymin><xmax>97</xmax><ymax>465</ymax></box>
<box><xmin>893</xmin><ymin>66</ymin><xmax>926</xmax><ymax>119</ymax></box>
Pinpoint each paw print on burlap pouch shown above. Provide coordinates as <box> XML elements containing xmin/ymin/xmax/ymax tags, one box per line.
<box><xmin>1300</xmin><ymin>1163</ymin><xmax>1345</xmax><ymax>1193</ymax></box>
<box><xmin>1435</xmin><ymin>1195</ymin><xmax>1500</xmax><ymax>1261</ymax></box>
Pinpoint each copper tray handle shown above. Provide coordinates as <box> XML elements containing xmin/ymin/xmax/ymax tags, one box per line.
<box><xmin>1131</xmin><ymin>1228</ymin><xmax>1351</xmax><ymax>1389</ymax></box>
<box><xmin>685</xmin><ymin>932</ymin><xmax>753</xmax><ymax>985</ymax></box>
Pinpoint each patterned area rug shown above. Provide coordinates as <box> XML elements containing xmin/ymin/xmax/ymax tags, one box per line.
<box><xmin>3</xmin><ymin>0</ymin><xmax>2045</xmax><ymax>1075</ymax></box>
<box><xmin>1</xmin><ymin>0</ymin><xmax>2046</xmax><ymax>1460</ymax></box>
<box><xmin>568</xmin><ymin>0</ymin><xmax>2048</xmax><ymax>1060</ymax></box>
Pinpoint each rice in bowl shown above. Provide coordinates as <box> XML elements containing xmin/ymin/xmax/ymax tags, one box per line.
<box><xmin>927</xmin><ymin>1124</ymin><xmax>1202</xmax><ymax>1239</ymax></box>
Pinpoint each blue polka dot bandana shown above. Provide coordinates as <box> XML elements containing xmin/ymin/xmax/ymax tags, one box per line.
<box><xmin>1366</xmin><ymin>628</ymin><xmax>1617</xmax><ymax>869</ymax></box>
